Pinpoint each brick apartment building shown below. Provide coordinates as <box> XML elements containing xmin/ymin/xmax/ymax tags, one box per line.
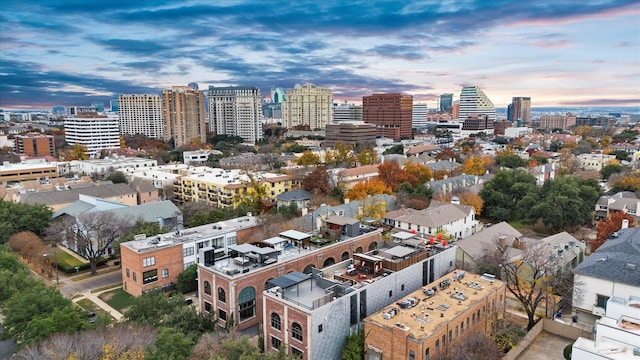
<box><xmin>14</xmin><ymin>133</ymin><xmax>56</xmax><ymax>157</ymax></box>
<box><xmin>364</xmin><ymin>271</ymin><xmax>506</xmax><ymax>360</ymax></box>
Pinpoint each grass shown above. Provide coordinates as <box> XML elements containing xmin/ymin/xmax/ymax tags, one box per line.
<box><xmin>55</xmin><ymin>248</ymin><xmax>87</xmax><ymax>268</ymax></box>
<box><xmin>99</xmin><ymin>287</ymin><xmax>134</xmax><ymax>312</ymax></box>
<box><xmin>91</xmin><ymin>283</ymin><xmax>122</xmax><ymax>294</ymax></box>
<box><xmin>71</xmin><ymin>266</ymin><xmax>120</xmax><ymax>282</ymax></box>
<box><xmin>76</xmin><ymin>299</ymin><xmax>111</xmax><ymax>318</ymax></box>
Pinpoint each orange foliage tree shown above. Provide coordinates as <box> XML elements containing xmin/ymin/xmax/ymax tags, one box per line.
<box><xmin>592</xmin><ymin>211</ymin><xmax>635</xmax><ymax>252</ymax></box>
<box><xmin>378</xmin><ymin>161</ymin><xmax>417</xmax><ymax>190</ymax></box>
<box><xmin>345</xmin><ymin>178</ymin><xmax>392</xmax><ymax>201</ymax></box>
<box><xmin>462</xmin><ymin>156</ymin><xmax>486</xmax><ymax>176</ymax></box>
<box><xmin>403</xmin><ymin>161</ymin><xmax>433</xmax><ymax>183</ymax></box>
<box><xmin>458</xmin><ymin>192</ymin><xmax>484</xmax><ymax>215</ymax></box>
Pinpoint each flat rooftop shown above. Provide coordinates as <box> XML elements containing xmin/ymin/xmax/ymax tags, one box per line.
<box><xmin>121</xmin><ymin>215</ymin><xmax>259</xmax><ymax>253</ymax></box>
<box><xmin>366</xmin><ymin>270</ymin><xmax>504</xmax><ymax>339</ymax></box>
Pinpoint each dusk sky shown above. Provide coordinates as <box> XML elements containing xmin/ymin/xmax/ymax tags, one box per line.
<box><xmin>1</xmin><ymin>1</ymin><xmax>639</xmax><ymax>110</ymax></box>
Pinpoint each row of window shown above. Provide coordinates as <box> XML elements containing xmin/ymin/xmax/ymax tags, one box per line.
<box><xmin>271</xmin><ymin>336</ymin><xmax>303</xmax><ymax>357</ymax></box>
<box><xmin>125</xmin><ymin>267</ymin><xmax>168</xmax><ymax>283</ymax></box>
<box><xmin>202</xmin><ymin>285</ymin><xmax>257</xmax><ymax>323</ymax></box>
<box><xmin>270</xmin><ymin>313</ymin><xmax>303</xmax><ymax>341</ymax></box>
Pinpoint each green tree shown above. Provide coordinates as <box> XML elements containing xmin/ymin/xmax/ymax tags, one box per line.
<box><xmin>382</xmin><ymin>144</ymin><xmax>404</xmax><ymax>155</ymax></box>
<box><xmin>106</xmin><ymin>170</ymin><xmax>128</xmax><ymax>184</ymax></box>
<box><xmin>519</xmin><ymin>176</ymin><xmax>602</xmax><ymax>231</ymax></box>
<box><xmin>295</xmin><ymin>150</ymin><xmax>321</xmax><ymax>166</ymax></box>
<box><xmin>600</xmin><ymin>164</ymin><xmax>623</xmax><ymax>180</ymax></box>
<box><xmin>115</xmin><ymin>220</ymin><xmax>165</xmax><ymax>256</ymax></box>
<box><xmin>147</xmin><ymin>327</ymin><xmax>194</xmax><ymax>360</ymax></box>
<box><xmin>177</xmin><ymin>263</ymin><xmax>198</xmax><ymax>294</ymax></box>
<box><xmin>611</xmin><ymin>150</ymin><xmax>631</xmax><ymax>162</ymax></box>
<box><xmin>0</xmin><ymin>201</ymin><xmax>53</xmax><ymax>243</ymax></box>
<box><xmin>356</xmin><ymin>145</ymin><xmax>378</xmax><ymax>165</ymax></box>
<box><xmin>495</xmin><ymin>154</ymin><xmax>528</xmax><ymax>168</ymax></box>
<box><xmin>342</xmin><ymin>327</ymin><xmax>365</xmax><ymax>360</ymax></box>
<box><xmin>479</xmin><ymin>169</ymin><xmax>537</xmax><ymax>222</ymax></box>
<box><xmin>125</xmin><ymin>289</ymin><xmax>176</xmax><ymax>326</ymax></box>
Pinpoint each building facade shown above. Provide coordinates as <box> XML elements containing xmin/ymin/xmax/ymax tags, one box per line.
<box><xmin>208</xmin><ymin>86</ymin><xmax>262</xmax><ymax>144</ymax></box>
<box><xmin>118</xmin><ymin>94</ymin><xmax>165</xmax><ymax>138</ymax></box>
<box><xmin>363</xmin><ymin>93</ymin><xmax>413</xmax><ymax>141</ymax></box>
<box><xmin>440</xmin><ymin>93</ymin><xmax>453</xmax><ymax>113</ymax></box>
<box><xmin>412</xmin><ymin>103</ymin><xmax>428</xmax><ymax>129</ymax></box>
<box><xmin>324</xmin><ymin>122</ymin><xmax>377</xmax><ymax>148</ymax></box>
<box><xmin>64</xmin><ymin>114</ymin><xmax>120</xmax><ymax>158</ymax></box>
<box><xmin>14</xmin><ymin>133</ymin><xmax>56</xmax><ymax>157</ymax></box>
<box><xmin>363</xmin><ymin>271</ymin><xmax>506</xmax><ymax>360</ymax></box>
<box><xmin>333</xmin><ymin>102</ymin><xmax>363</xmax><ymax>123</ymax></box>
<box><xmin>458</xmin><ymin>86</ymin><xmax>496</xmax><ymax>122</ymax></box>
<box><xmin>283</xmin><ymin>83</ymin><xmax>334</xmax><ymax>130</ymax></box>
<box><xmin>539</xmin><ymin>113</ymin><xmax>577</xmax><ymax>130</ymax></box>
<box><xmin>507</xmin><ymin>97</ymin><xmax>531</xmax><ymax>125</ymax></box>
<box><xmin>162</xmin><ymin>86</ymin><xmax>206</xmax><ymax>147</ymax></box>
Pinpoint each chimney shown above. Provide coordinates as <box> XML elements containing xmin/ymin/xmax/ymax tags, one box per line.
<box><xmin>512</xmin><ymin>237</ymin><xmax>526</xmax><ymax>250</ymax></box>
<box><xmin>621</xmin><ymin>219</ymin><xmax>629</xmax><ymax>229</ymax></box>
<box><xmin>498</xmin><ymin>235</ymin><xmax>506</xmax><ymax>247</ymax></box>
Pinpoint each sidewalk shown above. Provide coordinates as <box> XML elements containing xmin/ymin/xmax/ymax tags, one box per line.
<box><xmin>73</xmin><ymin>288</ymin><xmax>124</xmax><ymax>321</ymax></box>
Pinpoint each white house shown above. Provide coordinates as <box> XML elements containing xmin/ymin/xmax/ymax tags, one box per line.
<box><xmin>383</xmin><ymin>200</ymin><xmax>480</xmax><ymax>239</ymax></box>
<box><xmin>572</xmin><ymin>225</ymin><xmax>640</xmax><ymax>325</ymax></box>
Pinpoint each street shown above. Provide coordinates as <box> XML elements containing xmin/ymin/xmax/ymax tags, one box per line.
<box><xmin>59</xmin><ymin>271</ymin><xmax>122</xmax><ymax>298</ymax></box>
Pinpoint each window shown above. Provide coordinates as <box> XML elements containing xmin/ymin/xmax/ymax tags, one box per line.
<box><xmin>448</xmin><ymin>330</ymin><xmax>452</xmax><ymax>342</ymax></box>
<box><xmin>291</xmin><ymin>322</ymin><xmax>303</xmax><ymax>342</ymax></box>
<box><xmin>436</xmin><ymin>339</ymin><xmax>439</xmax><ymax>352</ymax></box>
<box><xmin>477</xmin><ymin>309</ymin><xmax>481</xmax><ymax>320</ymax></box>
<box><xmin>161</xmin><ymin>269</ymin><xmax>169</xmax><ymax>278</ymax></box>
<box><xmin>466</xmin><ymin>318</ymin><xmax>469</xmax><ymax>329</ymax></box>
<box><xmin>133</xmin><ymin>272</ymin><xmax>137</xmax><ymax>281</ymax></box>
<box><xmin>183</xmin><ymin>247</ymin><xmax>195</xmax><ymax>257</ymax></box>
<box><xmin>442</xmin><ymin>335</ymin><xmax>446</xmax><ymax>346</ymax></box>
<box><xmin>204</xmin><ymin>301</ymin><xmax>212</xmax><ymax>313</ymax></box>
<box><xmin>460</xmin><ymin>321</ymin><xmax>464</xmax><ymax>334</ymax></box>
<box><xmin>318</xmin><ymin>324</ymin><xmax>323</xmax><ymax>333</ymax></box>
<box><xmin>126</xmin><ymin>268</ymin><xmax>130</xmax><ymax>278</ymax></box>
<box><xmin>203</xmin><ymin>281</ymin><xmax>211</xmax><ymax>295</ymax></box>
<box><xmin>409</xmin><ymin>350</ymin><xmax>415</xmax><ymax>360</ymax></box>
<box><xmin>238</xmin><ymin>287</ymin><xmax>256</xmax><ymax>321</ymax></box>
<box><xmin>596</xmin><ymin>294</ymin><xmax>610</xmax><ymax>309</ymax></box>
<box><xmin>271</xmin><ymin>313</ymin><xmax>281</xmax><ymax>330</ymax></box>
<box><xmin>389</xmin><ymin>290</ymin><xmax>393</xmax><ymax>297</ymax></box>
<box><xmin>218</xmin><ymin>287</ymin><xmax>226</xmax><ymax>302</ymax></box>
<box><xmin>218</xmin><ymin>309</ymin><xmax>226</xmax><ymax>321</ymax></box>
<box><xmin>143</xmin><ymin>256</ymin><xmax>155</xmax><ymax>267</ymax></box>
<box><xmin>292</xmin><ymin>347</ymin><xmax>303</xmax><ymax>358</ymax></box>
<box><xmin>472</xmin><ymin>313</ymin><xmax>475</xmax><ymax>325</ymax></box>
<box><xmin>143</xmin><ymin>269</ymin><xmax>158</xmax><ymax>284</ymax></box>
<box><xmin>401</xmin><ymin>284</ymin><xmax>405</xmax><ymax>291</ymax></box>
<box><xmin>271</xmin><ymin>336</ymin><xmax>282</xmax><ymax>350</ymax></box>
<box><xmin>425</xmin><ymin>347</ymin><xmax>430</xmax><ymax>360</ymax></box>
<box><xmin>455</xmin><ymin>325</ymin><xmax>458</xmax><ymax>338</ymax></box>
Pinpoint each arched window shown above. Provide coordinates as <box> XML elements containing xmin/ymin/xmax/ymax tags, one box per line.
<box><xmin>271</xmin><ymin>313</ymin><xmax>281</xmax><ymax>330</ymax></box>
<box><xmin>238</xmin><ymin>287</ymin><xmax>256</xmax><ymax>321</ymax></box>
<box><xmin>203</xmin><ymin>281</ymin><xmax>211</xmax><ymax>295</ymax></box>
<box><xmin>291</xmin><ymin>322</ymin><xmax>303</xmax><ymax>342</ymax></box>
<box><xmin>218</xmin><ymin>287</ymin><xmax>226</xmax><ymax>303</ymax></box>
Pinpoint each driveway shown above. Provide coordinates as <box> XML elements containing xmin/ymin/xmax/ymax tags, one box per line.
<box><xmin>517</xmin><ymin>331</ymin><xmax>572</xmax><ymax>360</ymax></box>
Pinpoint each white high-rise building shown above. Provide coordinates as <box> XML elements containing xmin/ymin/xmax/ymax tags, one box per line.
<box><xmin>283</xmin><ymin>83</ymin><xmax>333</xmax><ymax>130</ymax></box>
<box><xmin>412</xmin><ymin>103</ymin><xmax>428</xmax><ymax>128</ymax></box>
<box><xmin>333</xmin><ymin>101</ymin><xmax>362</xmax><ymax>123</ymax></box>
<box><xmin>118</xmin><ymin>94</ymin><xmax>165</xmax><ymax>139</ymax></box>
<box><xmin>208</xmin><ymin>86</ymin><xmax>262</xmax><ymax>144</ymax></box>
<box><xmin>458</xmin><ymin>86</ymin><xmax>496</xmax><ymax>122</ymax></box>
<box><xmin>64</xmin><ymin>114</ymin><xmax>120</xmax><ymax>158</ymax></box>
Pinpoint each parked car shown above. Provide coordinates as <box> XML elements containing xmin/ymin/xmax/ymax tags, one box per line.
<box><xmin>87</xmin><ymin>311</ymin><xmax>96</xmax><ymax>324</ymax></box>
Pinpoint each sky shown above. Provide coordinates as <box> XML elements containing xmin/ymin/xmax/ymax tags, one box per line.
<box><xmin>1</xmin><ymin>0</ymin><xmax>639</xmax><ymax>110</ymax></box>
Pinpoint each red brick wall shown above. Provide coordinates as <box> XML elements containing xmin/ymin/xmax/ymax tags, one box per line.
<box><xmin>122</xmin><ymin>244</ymin><xmax>183</xmax><ymax>296</ymax></box>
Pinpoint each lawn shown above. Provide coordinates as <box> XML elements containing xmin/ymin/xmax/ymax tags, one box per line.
<box><xmin>99</xmin><ymin>287</ymin><xmax>134</xmax><ymax>313</ymax></box>
<box><xmin>76</xmin><ymin>299</ymin><xmax>112</xmax><ymax>319</ymax></box>
<box><xmin>55</xmin><ymin>248</ymin><xmax>86</xmax><ymax>268</ymax></box>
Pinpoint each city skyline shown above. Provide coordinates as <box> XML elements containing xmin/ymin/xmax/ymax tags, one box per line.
<box><xmin>1</xmin><ymin>1</ymin><xmax>639</xmax><ymax>110</ymax></box>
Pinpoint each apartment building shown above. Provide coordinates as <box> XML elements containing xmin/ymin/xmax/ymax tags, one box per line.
<box><xmin>208</xmin><ymin>86</ymin><xmax>262</xmax><ymax>144</ymax></box>
<box><xmin>14</xmin><ymin>133</ymin><xmax>56</xmax><ymax>157</ymax></box>
<box><xmin>162</xmin><ymin>86</ymin><xmax>207</xmax><ymax>147</ymax></box>
<box><xmin>118</xmin><ymin>94</ymin><xmax>165</xmax><ymax>139</ymax></box>
<box><xmin>64</xmin><ymin>113</ymin><xmax>120</xmax><ymax>158</ymax></box>
<box><xmin>283</xmin><ymin>83</ymin><xmax>334</xmax><ymax>130</ymax></box>
<box><xmin>363</xmin><ymin>93</ymin><xmax>413</xmax><ymax>141</ymax></box>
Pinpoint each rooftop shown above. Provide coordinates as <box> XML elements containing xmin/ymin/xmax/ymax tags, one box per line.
<box><xmin>366</xmin><ymin>270</ymin><xmax>504</xmax><ymax>339</ymax></box>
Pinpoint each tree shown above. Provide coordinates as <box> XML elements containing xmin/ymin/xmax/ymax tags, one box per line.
<box><xmin>0</xmin><ymin>201</ymin><xmax>53</xmax><ymax>243</ymax></box>
<box><xmin>0</xmin><ymin>245</ymin><xmax>39</xmax><ymax>304</ymax></box>
<box><xmin>116</xmin><ymin>220</ymin><xmax>165</xmax><ymax>256</ymax></box>
<box><xmin>479</xmin><ymin>169</ymin><xmax>537</xmax><ymax>222</ymax></box>
<box><xmin>458</xmin><ymin>192</ymin><xmax>483</xmax><ymax>215</ymax></box>
<box><xmin>341</xmin><ymin>327</ymin><xmax>365</xmax><ymax>360</ymax></box>
<box><xmin>8</xmin><ymin>231</ymin><xmax>46</xmax><ymax>264</ymax></box>
<box><xmin>147</xmin><ymin>328</ymin><xmax>194</xmax><ymax>360</ymax></box>
<box><xmin>356</xmin><ymin>145</ymin><xmax>378</xmax><ymax>166</ymax></box>
<box><xmin>500</xmin><ymin>247</ymin><xmax>553</xmax><ymax>330</ymax></box>
<box><xmin>238</xmin><ymin>173</ymin><xmax>268</xmax><ymax>214</ymax></box>
<box><xmin>177</xmin><ymin>264</ymin><xmax>198</xmax><ymax>294</ymax></box>
<box><xmin>106</xmin><ymin>170</ymin><xmax>128</xmax><ymax>184</ymax></box>
<box><xmin>332</xmin><ymin>141</ymin><xmax>355</xmax><ymax>166</ymax></box>
<box><xmin>63</xmin><ymin>211</ymin><xmax>132</xmax><ymax>275</ymax></box>
<box><xmin>302</xmin><ymin>166</ymin><xmax>331</xmax><ymax>195</ymax></box>
<box><xmin>435</xmin><ymin>331</ymin><xmax>503</xmax><ymax>360</ymax></box>
<box><xmin>591</xmin><ymin>211</ymin><xmax>636</xmax><ymax>252</ymax></box>
<box><xmin>382</xmin><ymin>144</ymin><xmax>404</xmax><ymax>155</ymax></box>
<box><xmin>609</xmin><ymin>172</ymin><xmax>640</xmax><ymax>194</ymax></box>
<box><xmin>345</xmin><ymin>179</ymin><xmax>392</xmax><ymax>201</ymax></box>
<box><xmin>600</xmin><ymin>164</ymin><xmax>622</xmax><ymax>180</ymax></box>
<box><xmin>378</xmin><ymin>161</ymin><xmax>416</xmax><ymax>190</ymax></box>
<box><xmin>557</xmin><ymin>148</ymin><xmax>577</xmax><ymax>175</ymax></box>
<box><xmin>518</xmin><ymin>176</ymin><xmax>602</xmax><ymax>232</ymax></box>
<box><xmin>462</xmin><ymin>156</ymin><xmax>486</xmax><ymax>175</ymax></box>
<box><xmin>295</xmin><ymin>150</ymin><xmax>321</xmax><ymax>166</ymax></box>
<box><xmin>435</xmin><ymin>147</ymin><xmax>459</xmax><ymax>161</ymax></box>
<box><xmin>611</xmin><ymin>150</ymin><xmax>631</xmax><ymax>162</ymax></box>
<box><xmin>403</xmin><ymin>161</ymin><xmax>432</xmax><ymax>183</ymax></box>
<box><xmin>495</xmin><ymin>154</ymin><xmax>527</xmax><ymax>168</ymax></box>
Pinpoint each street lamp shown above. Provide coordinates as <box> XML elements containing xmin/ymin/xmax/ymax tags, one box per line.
<box><xmin>43</xmin><ymin>246</ymin><xmax>59</xmax><ymax>284</ymax></box>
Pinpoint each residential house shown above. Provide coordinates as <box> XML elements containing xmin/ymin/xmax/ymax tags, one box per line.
<box><xmin>383</xmin><ymin>201</ymin><xmax>480</xmax><ymax>240</ymax></box>
<box><xmin>276</xmin><ymin>189</ymin><xmax>311</xmax><ymax>211</ymax></box>
<box><xmin>303</xmin><ymin>194</ymin><xmax>398</xmax><ymax>233</ymax></box>
<box><xmin>20</xmin><ymin>182</ymin><xmax>140</xmax><ymax>211</ymax></box>
<box><xmin>577</xmin><ymin>153</ymin><xmax>617</xmax><ymax>172</ymax></box>
<box><xmin>572</xmin><ymin>225</ymin><xmax>640</xmax><ymax>325</ymax></box>
<box><xmin>337</xmin><ymin>164</ymin><xmax>379</xmax><ymax>190</ymax></box>
<box><xmin>594</xmin><ymin>192</ymin><xmax>640</xmax><ymax>223</ymax></box>
<box><xmin>425</xmin><ymin>174</ymin><xmax>491</xmax><ymax>195</ymax></box>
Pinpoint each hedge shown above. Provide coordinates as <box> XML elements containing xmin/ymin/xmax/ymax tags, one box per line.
<box><xmin>58</xmin><ymin>258</ymin><xmax>108</xmax><ymax>274</ymax></box>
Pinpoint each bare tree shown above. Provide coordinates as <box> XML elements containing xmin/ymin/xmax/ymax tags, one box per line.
<box><xmin>8</xmin><ymin>231</ymin><xmax>46</xmax><ymax>264</ymax></box>
<box><xmin>434</xmin><ymin>331</ymin><xmax>504</xmax><ymax>360</ymax></box>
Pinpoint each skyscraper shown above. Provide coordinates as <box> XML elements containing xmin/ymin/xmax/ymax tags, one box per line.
<box><xmin>64</xmin><ymin>113</ymin><xmax>120</xmax><ymax>158</ymax></box>
<box><xmin>283</xmin><ymin>83</ymin><xmax>333</xmax><ymax>130</ymax></box>
<box><xmin>333</xmin><ymin>101</ymin><xmax>362</xmax><ymax>123</ymax></box>
<box><xmin>439</xmin><ymin>93</ymin><xmax>453</xmax><ymax>113</ymax></box>
<box><xmin>118</xmin><ymin>94</ymin><xmax>165</xmax><ymax>139</ymax></box>
<box><xmin>188</xmin><ymin>82</ymin><xmax>199</xmax><ymax>91</ymax></box>
<box><xmin>270</xmin><ymin>87</ymin><xmax>285</xmax><ymax>104</ymax></box>
<box><xmin>362</xmin><ymin>93</ymin><xmax>413</xmax><ymax>141</ymax></box>
<box><xmin>162</xmin><ymin>86</ymin><xmax>206</xmax><ymax>147</ymax></box>
<box><xmin>412</xmin><ymin>103</ymin><xmax>428</xmax><ymax>129</ymax></box>
<box><xmin>208</xmin><ymin>86</ymin><xmax>262</xmax><ymax>144</ymax></box>
<box><xmin>458</xmin><ymin>86</ymin><xmax>496</xmax><ymax>122</ymax></box>
<box><xmin>508</xmin><ymin>97</ymin><xmax>531</xmax><ymax>125</ymax></box>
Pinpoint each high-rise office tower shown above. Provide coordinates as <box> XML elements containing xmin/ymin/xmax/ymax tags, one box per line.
<box><xmin>412</xmin><ymin>103</ymin><xmax>428</xmax><ymax>129</ymax></box>
<box><xmin>208</xmin><ymin>86</ymin><xmax>262</xmax><ymax>144</ymax></box>
<box><xmin>271</xmin><ymin>88</ymin><xmax>285</xmax><ymax>104</ymax></box>
<box><xmin>188</xmin><ymin>82</ymin><xmax>199</xmax><ymax>91</ymax></box>
<box><xmin>162</xmin><ymin>86</ymin><xmax>206</xmax><ymax>147</ymax></box>
<box><xmin>362</xmin><ymin>93</ymin><xmax>413</xmax><ymax>141</ymax></box>
<box><xmin>333</xmin><ymin>101</ymin><xmax>362</xmax><ymax>123</ymax></box>
<box><xmin>91</xmin><ymin>102</ymin><xmax>105</xmax><ymax>113</ymax></box>
<box><xmin>283</xmin><ymin>83</ymin><xmax>333</xmax><ymax>130</ymax></box>
<box><xmin>458</xmin><ymin>86</ymin><xmax>496</xmax><ymax>122</ymax></box>
<box><xmin>440</xmin><ymin>93</ymin><xmax>453</xmax><ymax>113</ymax></box>
<box><xmin>110</xmin><ymin>99</ymin><xmax>119</xmax><ymax>113</ymax></box>
<box><xmin>64</xmin><ymin>113</ymin><xmax>120</xmax><ymax>158</ymax></box>
<box><xmin>118</xmin><ymin>94</ymin><xmax>165</xmax><ymax>139</ymax></box>
<box><xmin>508</xmin><ymin>97</ymin><xmax>531</xmax><ymax>125</ymax></box>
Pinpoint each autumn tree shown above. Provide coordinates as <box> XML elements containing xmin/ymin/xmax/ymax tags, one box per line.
<box><xmin>331</xmin><ymin>141</ymin><xmax>355</xmax><ymax>166</ymax></box>
<box><xmin>356</xmin><ymin>145</ymin><xmax>378</xmax><ymax>166</ymax></box>
<box><xmin>458</xmin><ymin>192</ymin><xmax>483</xmax><ymax>215</ymax></box>
<box><xmin>609</xmin><ymin>171</ymin><xmax>640</xmax><ymax>195</ymax></box>
<box><xmin>345</xmin><ymin>178</ymin><xmax>392</xmax><ymax>201</ymax></box>
<box><xmin>592</xmin><ymin>211</ymin><xmax>636</xmax><ymax>252</ymax></box>
<box><xmin>434</xmin><ymin>147</ymin><xmax>459</xmax><ymax>161</ymax></box>
<box><xmin>301</xmin><ymin>166</ymin><xmax>332</xmax><ymax>195</ymax></box>
<box><xmin>8</xmin><ymin>231</ymin><xmax>46</xmax><ymax>264</ymax></box>
<box><xmin>403</xmin><ymin>161</ymin><xmax>433</xmax><ymax>183</ymax></box>
<box><xmin>295</xmin><ymin>150</ymin><xmax>321</xmax><ymax>166</ymax></box>
<box><xmin>357</xmin><ymin>195</ymin><xmax>387</xmax><ymax>222</ymax></box>
<box><xmin>378</xmin><ymin>161</ymin><xmax>417</xmax><ymax>190</ymax></box>
<box><xmin>462</xmin><ymin>156</ymin><xmax>486</xmax><ymax>176</ymax></box>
